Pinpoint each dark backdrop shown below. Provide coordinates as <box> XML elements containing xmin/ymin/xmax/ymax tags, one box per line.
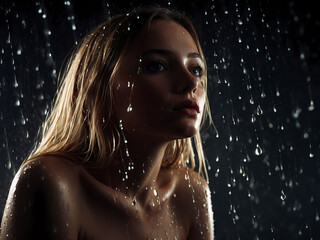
<box><xmin>0</xmin><ymin>0</ymin><xmax>319</xmax><ymax>239</ymax></box>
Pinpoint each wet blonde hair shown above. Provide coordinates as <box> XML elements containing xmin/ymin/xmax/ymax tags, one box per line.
<box><xmin>26</xmin><ymin>7</ymin><xmax>212</xmax><ymax>180</ymax></box>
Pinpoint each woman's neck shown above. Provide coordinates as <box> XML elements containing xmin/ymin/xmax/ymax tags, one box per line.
<box><xmin>92</xmin><ymin>132</ymin><xmax>170</xmax><ymax>208</ymax></box>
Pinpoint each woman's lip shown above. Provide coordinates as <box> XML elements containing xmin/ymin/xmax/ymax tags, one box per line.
<box><xmin>176</xmin><ymin>108</ymin><xmax>199</xmax><ymax>116</ymax></box>
<box><xmin>173</xmin><ymin>100</ymin><xmax>200</xmax><ymax>113</ymax></box>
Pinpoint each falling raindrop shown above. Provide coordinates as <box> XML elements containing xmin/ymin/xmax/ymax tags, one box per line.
<box><xmin>255</xmin><ymin>144</ymin><xmax>263</xmax><ymax>156</ymax></box>
<box><xmin>255</xmin><ymin>105</ymin><xmax>263</xmax><ymax>115</ymax></box>
<box><xmin>308</xmin><ymin>100</ymin><xmax>315</xmax><ymax>111</ymax></box>
<box><xmin>280</xmin><ymin>190</ymin><xmax>286</xmax><ymax>201</ymax></box>
<box><xmin>15</xmin><ymin>99</ymin><xmax>20</xmax><ymax>107</ymax></box>
<box><xmin>0</xmin><ymin>2</ymin><xmax>319</xmax><ymax>240</ymax></box>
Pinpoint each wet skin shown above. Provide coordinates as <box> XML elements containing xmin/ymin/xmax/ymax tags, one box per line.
<box><xmin>113</xmin><ymin>19</ymin><xmax>206</xmax><ymax>142</ymax></box>
<box><xmin>0</xmin><ymin>20</ymin><xmax>214</xmax><ymax>240</ymax></box>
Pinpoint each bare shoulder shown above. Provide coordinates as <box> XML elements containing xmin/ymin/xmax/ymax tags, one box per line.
<box><xmin>171</xmin><ymin>167</ymin><xmax>211</xmax><ymax>202</ymax></box>
<box><xmin>0</xmin><ymin>155</ymin><xmax>81</xmax><ymax>240</ymax></box>
<box><xmin>170</xmin><ymin>167</ymin><xmax>214</xmax><ymax>240</ymax></box>
<box><xmin>14</xmin><ymin>155</ymin><xmax>82</xmax><ymax>203</ymax></box>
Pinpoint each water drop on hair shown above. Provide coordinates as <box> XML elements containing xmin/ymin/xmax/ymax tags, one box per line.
<box><xmin>132</xmin><ymin>196</ymin><xmax>137</xmax><ymax>206</ymax></box>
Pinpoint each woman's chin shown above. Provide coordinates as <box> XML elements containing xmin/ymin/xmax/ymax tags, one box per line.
<box><xmin>171</xmin><ymin>125</ymin><xmax>199</xmax><ymax>139</ymax></box>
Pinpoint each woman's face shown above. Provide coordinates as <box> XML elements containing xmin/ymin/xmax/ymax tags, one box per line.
<box><xmin>113</xmin><ymin>19</ymin><xmax>206</xmax><ymax>142</ymax></box>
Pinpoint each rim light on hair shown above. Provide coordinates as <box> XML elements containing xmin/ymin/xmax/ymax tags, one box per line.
<box><xmin>26</xmin><ymin>7</ymin><xmax>213</xmax><ymax>181</ymax></box>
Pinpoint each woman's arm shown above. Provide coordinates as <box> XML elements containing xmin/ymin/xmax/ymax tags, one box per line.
<box><xmin>0</xmin><ymin>158</ymin><xmax>78</xmax><ymax>240</ymax></box>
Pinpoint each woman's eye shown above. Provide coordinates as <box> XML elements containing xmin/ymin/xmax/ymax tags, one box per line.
<box><xmin>190</xmin><ymin>66</ymin><xmax>202</xmax><ymax>77</ymax></box>
<box><xmin>146</xmin><ymin>61</ymin><xmax>166</xmax><ymax>72</ymax></box>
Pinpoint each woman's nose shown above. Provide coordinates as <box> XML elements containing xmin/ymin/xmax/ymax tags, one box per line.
<box><xmin>176</xmin><ymin>67</ymin><xmax>200</xmax><ymax>94</ymax></box>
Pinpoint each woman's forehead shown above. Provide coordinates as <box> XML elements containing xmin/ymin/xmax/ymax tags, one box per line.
<box><xmin>129</xmin><ymin>19</ymin><xmax>199</xmax><ymax>57</ymax></box>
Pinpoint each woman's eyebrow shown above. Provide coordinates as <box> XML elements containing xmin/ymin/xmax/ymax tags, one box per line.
<box><xmin>187</xmin><ymin>52</ymin><xmax>202</xmax><ymax>59</ymax></box>
<box><xmin>141</xmin><ymin>49</ymin><xmax>202</xmax><ymax>60</ymax></box>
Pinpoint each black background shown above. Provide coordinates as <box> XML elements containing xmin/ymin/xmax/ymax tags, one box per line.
<box><xmin>0</xmin><ymin>0</ymin><xmax>319</xmax><ymax>239</ymax></box>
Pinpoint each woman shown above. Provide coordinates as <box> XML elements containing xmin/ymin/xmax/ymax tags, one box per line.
<box><xmin>0</xmin><ymin>7</ymin><xmax>214</xmax><ymax>240</ymax></box>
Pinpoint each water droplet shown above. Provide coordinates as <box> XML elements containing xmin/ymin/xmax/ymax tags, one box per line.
<box><xmin>185</xmin><ymin>172</ymin><xmax>189</xmax><ymax>180</ymax></box>
<box><xmin>273</xmin><ymin>106</ymin><xmax>277</xmax><ymax>112</ymax></box>
<box><xmin>15</xmin><ymin>99</ymin><xmax>20</xmax><ymax>106</ymax></box>
<box><xmin>16</xmin><ymin>48</ymin><xmax>22</xmax><ymax>55</ymax></box>
<box><xmin>7</xmin><ymin>159</ymin><xmax>12</xmax><ymax>170</ymax></box>
<box><xmin>256</xmin><ymin>105</ymin><xmax>263</xmax><ymax>115</ymax></box>
<box><xmin>127</xmin><ymin>103</ymin><xmax>132</xmax><ymax>112</ymax></box>
<box><xmin>153</xmin><ymin>188</ymin><xmax>158</xmax><ymax>197</ymax></box>
<box><xmin>308</xmin><ymin>100</ymin><xmax>315</xmax><ymax>111</ymax></box>
<box><xmin>255</xmin><ymin>144</ymin><xmax>263</xmax><ymax>155</ymax></box>
<box><xmin>21</xmin><ymin>115</ymin><xmax>26</xmax><ymax>125</ymax></box>
<box><xmin>243</xmin><ymin>67</ymin><xmax>247</xmax><ymax>74</ymax></box>
<box><xmin>132</xmin><ymin>196</ymin><xmax>137</xmax><ymax>206</ymax></box>
<box><xmin>292</xmin><ymin>107</ymin><xmax>302</xmax><ymax>118</ymax></box>
<box><xmin>280</xmin><ymin>190</ymin><xmax>286</xmax><ymax>200</ymax></box>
